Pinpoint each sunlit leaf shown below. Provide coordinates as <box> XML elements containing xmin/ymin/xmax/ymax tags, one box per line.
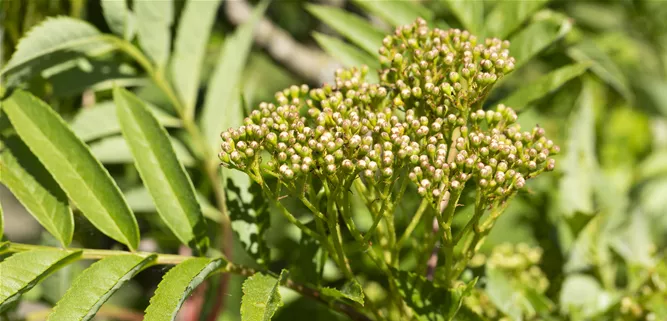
<box><xmin>115</xmin><ymin>88</ymin><xmax>209</xmax><ymax>254</ymax></box>
<box><xmin>0</xmin><ymin>250</ymin><xmax>81</xmax><ymax>312</ymax></box>
<box><xmin>124</xmin><ymin>187</ymin><xmax>221</xmax><ymax>222</ymax></box>
<box><xmin>135</xmin><ymin>0</ymin><xmax>173</xmax><ymax>70</ymax></box>
<box><xmin>484</xmin><ymin>0</ymin><xmax>549</xmax><ymax>38</ymax></box>
<box><xmin>47</xmin><ymin>255</ymin><xmax>155</xmax><ymax>321</ymax></box>
<box><xmin>306</xmin><ymin>4</ymin><xmax>385</xmax><ymax>56</ymax></box>
<box><xmin>171</xmin><ymin>0</ymin><xmax>222</xmax><ymax>112</ymax></box>
<box><xmin>241</xmin><ymin>270</ymin><xmax>288</xmax><ymax>321</ymax></box>
<box><xmin>2</xmin><ymin>90</ymin><xmax>140</xmax><ymax>250</ymax></box>
<box><xmin>101</xmin><ymin>0</ymin><xmax>135</xmax><ymax>40</ymax></box>
<box><xmin>559</xmin><ymin>274</ymin><xmax>614</xmax><ymax>318</ymax></box>
<box><xmin>89</xmin><ymin>135</ymin><xmax>195</xmax><ymax>167</ymax></box>
<box><xmin>321</xmin><ymin>279</ymin><xmax>364</xmax><ymax>306</ymax></box>
<box><xmin>201</xmin><ymin>1</ymin><xmax>268</xmax><ymax>152</ymax></box>
<box><xmin>0</xmin><ymin>135</ymin><xmax>73</xmax><ymax>247</ymax></box>
<box><xmin>351</xmin><ymin>0</ymin><xmax>434</xmax><ymax>27</ymax></box>
<box><xmin>0</xmin><ymin>199</ymin><xmax>3</xmax><ymax>240</ymax></box>
<box><xmin>500</xmin><ymin>63</ymin><xmax>589</xmax><ymax>111</ymax></box>
<box><xmin>509</xmin><ymin>10</ymin><xmax>572</xmax><ymax>70</ymax></box>
<box><xmin>312</xmin><ymin>32</ymin><xmax>379</xmax><ymax>83</ymax></box>
<box><xmin>442</xmin><ymin>0</ymin><xmax>484</xmax><ymax>35</ymax></box>
<box><xmin>144</xmin><ymin>258</ymin><xmax>225</xmax><ymax>321</ymax></box>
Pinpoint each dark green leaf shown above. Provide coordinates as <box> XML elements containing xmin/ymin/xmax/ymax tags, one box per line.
<box><xmin>47</xmin><ymin>255</ymin><xmax>155</xmax><ymax>321</ymax></box>
<box><xmin>484</xmin><ymin>0</ymin><xmax>549</xmax><ymax>38</ymax></box>
<box><xmin>0</xmin><ymin>17</ymin><xmax>112</xmax><ymax>86</ymax></box>
<box><xmin>393</xmin><ymin>269</ymin><xmax>474</xmax><ymax>321</ymax></box>
<box><xmin>509</xmin><ymin>10</ymin><xmax>572</xmax><ymax>70</ymax></box>
<box><xmin>241</xmin><ymin>270</ymin><xmax>288</xmax><ymax>321</ymax></box>
<box><xmin>312</xmin><ymin>32</ymin><xmax>379</xmax><ymax>83</ymax></box>
<box><xmin>144</xmin><ymin>258</ymin><xmax>225</xmax><ymax>321</ymax></box>
<box><xmin>0</xmin><ymin>135</ymin><xmax>73</xmax><ymax>247</ymax></box>
<box><xmin>70</xmin><ymin>101</ymin><xmax>181</xmax><ymax>142</ymax></box>
<box><xmin>2</xmin><ymin>90</ymin><xmax>140</xmax><ymax>250</ymax></box>
<box><xmin>201</xmin><ymin>1</ymin><xmax>268</xmax><ymax>152</ymax></box>
<box><xmin>499</xmin><ymin>63</ymin><xmax>589</xmax><ymax>111</ymax></box>
<box><xmin>135</xmin><ymin>0</ymin><xmax>173</xmax><ymax>70</ymax></box>
<box><xmin>443</xmin><ymin>0</ymin><xmax>484</xmax><ymax>35</ymax></box>
<box><xmin>321</xmin><ymin>279</ymin><xmax>364</xmax><ymax>306</ymax></box>
<box><xmin>0</xmin><ymin>250</ymin><xmax>81</xmax><ymax>312</ymax></box>
<box><xmin>115</xmin><ymin>88</ymin><xmax>209</xmax><ymax>254</ymax></box>
<box><xmin>45</xmin><ymin>57</ymin><xmax>143</xmax><ymax>98</ymax></box>
<box><xmin>89</xmin><ymin>135</ymin><xmax>195</xmax><ymax>167</ymax></box>
<box><xmin>171</xmin><ymin>0</ymin><xmax>222</xmax><ymax>112</ymax></box>
<box><xmin>101</xmin><ymin>0</ymin><xmax>135</xmax><ymax>40</ymax></box>
<box><xmin>306</xmin><ymin>4</ymin><xmax>385</xmax><ymax>56</ymax></box>
<box><xmin>351</xmin><ymin>0</ymin><xmax>434</xmax><ymax>27</ymax></box>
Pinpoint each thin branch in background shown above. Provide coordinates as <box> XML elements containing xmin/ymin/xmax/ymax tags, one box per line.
<box><xmin>224</xmin><ymin>0</ymin><xmax>337</xmax><ymax>84</ymax></box>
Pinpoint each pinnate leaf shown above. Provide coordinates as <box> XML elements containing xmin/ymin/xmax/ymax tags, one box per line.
<box><xmin>2</xmin><ymin>90</ymin><xmax>140</xmax><ymax>250</ymax></box>
<box><xmin>101</xmin><ymin>0</ymin><xmax>135</xmax><ymax>40</ymax></box>
<box><xmin>171</xmin><ymin>0</ymin><xmax>222</xmax><ymax>112</ymax></box>
<box><xmin>0</xmin><ymin>250</ymin><xmax>81</xmax><ymax>312</ymax></box>
<box><xmin>201</xmin><ymin>1</ymin><xmax>268</xmax><ymax>152</ymax></box>
<box><xmin>241</xmin><ymin>270</ymin><xmax>288</xmax><ymax>321</ymax></box>
<box><xmin>144</xmin><ymin>258</ymin><xmax>225</xmax><ymax>321</ymax></box>
<box><xmin>115</xmin><ymin>88</ymin><xmax>209</xmax><ymax>254</ymax></box>
<box><xmin>499</xmin><ymin>63</ymin><xmax>590</xmax><ymax>111</ymax></box>
<box><xmin>307</xmin><ymin>4</ymin><xmax>385</xmax><ymax>56</ymax></box>
<box><xmin>351</xmin><ymin>0</ymin><xmax>434</xmax><ymax>27</ymax></box>
<box><xmin>0</xmin><ymin>135</ymin><xmax>74</xmax><ymax>247</ymax></box>
<box><xmin>0</xmin><ymin>17</ymin><xmax>112</xmax><ymax>86</ymax></box>
<box><xmin>135</xmin><ymin>0</ymin><xmax>173</xmax><ymax>70</ymax></box>
<box><xmin>312</xmin><ymin>32</ymin><xmax>379</xmax><ymax>83</ymax></box>
<box><xmin>47</xmin><ymin>255</ymin><xmax>155</xmax><ymax>321</ymax></box>
<box><xmin>70</xmin><ymin>100</ymin><xmax>181</xmax><ymax>142</ymax></box>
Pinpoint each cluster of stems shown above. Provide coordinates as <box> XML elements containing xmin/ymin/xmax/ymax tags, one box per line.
<box><xmin>219</xmin><ymin>18</ymin><xmax>558</xmax><ymax>319</ymax></box>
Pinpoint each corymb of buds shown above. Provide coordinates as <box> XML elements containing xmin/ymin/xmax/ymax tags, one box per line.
<box><xmin>219</xmin><ymin>18</ymin><xmax>559</xmax><ymax>211</ymax></box>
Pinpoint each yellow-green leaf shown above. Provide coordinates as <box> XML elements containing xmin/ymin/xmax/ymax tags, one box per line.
<box><xmin>484</xmin><ymin>0</ymin><xmax>549</xmax><ymax>38</ymax></box>
<box><xmin>351</xmin><ymin>0</ymin><xmax>434</xmax><ymax>27</ymax></box>
<box><xmin>114</xmin><ymin>88</ymin><xmax>209</xmax><ymax>254</ymax></box>
<box><xmin>241</xmin><ymin>270</ymin><xmax>288</xmax><ymax>321</ymax></box>
<box><xmin>101</xmin><ymin>0</ymin><xmax>135</xmax><ymax>40</ymax></box>
<box><xmin>2</xmin><ymin>90</ymin><xmax>140</xmax><ymax>250</ymax></box>
<box><xmin>135</xmin><ymin>0</ymin><xmax>173</xmax><ymax>70</ymax></box>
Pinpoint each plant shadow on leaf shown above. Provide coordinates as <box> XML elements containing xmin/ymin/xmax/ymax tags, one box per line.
<box><xmin>226</xmin><ymin>177</ymin><xmax>270</xmax><ymax>266</ymax></box>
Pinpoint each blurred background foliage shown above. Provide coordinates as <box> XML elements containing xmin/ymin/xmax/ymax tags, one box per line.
<box><xmin>1</xmin><ymin>0</ymin><xmax>666</xmax><ymax>320</ymax></box>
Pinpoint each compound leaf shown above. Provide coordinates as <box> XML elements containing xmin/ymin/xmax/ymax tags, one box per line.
<box><xmin>500</xmin><ymin>63</ymin><xmax>590</xmax><ymax>111</ymax></box>
<box><xmin>144</xmin><ymin>258</ymin><xmax>225</xmax><ymax>321</ymax></box>
<box><xmin>47</xmin><ymin>255</ymin><xmax>155</xmax><ymax>321</ymax></box>
<box><xmin>171</xmin><ymin>0</ymin><xmax>222</xmax><ymax>112</ymax></box>
<box><xmin>201</xmin><ymin>0</ymin><xmax>268</xmax><ymax>152</ymax></box>
<box><xmin>2</xmin><ymin>90</ymin><xmax>140</xmax><ymax>250</ymax></box>
<box><xmin>0</xmin><ymin>135</ymin><xmax>73</xmax><ymax>247</ymax></box>
<box><xmin>351</xmin><ymin>0</ymin><xmax>434</xmax><ymax>27</ymax></box>
<box><xmin>101</xmin><ymin>0</ymin><xmax>135</xmax><ymax>40</ymax></box>
<box><xmin>70</xmin><ymin>100</ymin><xmax>181</xmax><ymax>142</ymax></box>
<box><xmin>241</xmin><ymin>270</ymin><xmax>288</xmax><ymax>321</ymax></box>
<box><xmin>307</xmin><ymin>4</ymin><xmax>385</xmax><ymax>56</ymax></box>
<box><xmin>312</xmin><ymin>32</ymin><xmax>379</xmax><ymax>83</ymax></box>
<box><xmin>115</xmin><ymin>88</ymin><xmax>209</xmax><ymax>254</ymax></box>
<box><xmin>0</xmin><ymin>250</ymin><xmax>81</xmax><ymax>312</ymax></box>
<box><xmin>0</xmin><ymin>17</ymin><xmax>112</xmax><ymax>86</ymax></box>
<box><xmin>135</xmin><ymin>0</ymin><xmax>173</xmax><ymax>70</ymax></box>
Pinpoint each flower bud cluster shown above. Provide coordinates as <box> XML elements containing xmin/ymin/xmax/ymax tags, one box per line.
<box><xmin>219</xmin><ymin>19</ymin><xmax>558</xmax><ymax>213</ymax></box>
<box><xmin>378</xmin><ymin>18</ymin><xmax>515</xmax><ymax>118</ymax></box>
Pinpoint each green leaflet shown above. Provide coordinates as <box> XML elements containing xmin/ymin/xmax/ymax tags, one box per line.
<box><xmin>312</xmin><ymin>32</ymin><xmax>380</xmax><ymax>83</ymax></box>
<box><xmin>484</xmin><ymin>0</ymin><xmax>549</xmax><ymax>38</ymax></box>
<box><xmin>171</xmin><ymin>0</ymin><xmax>223</xmax><ymax>113</ymax></box>
<box><xmin>70</xmin><ymin>100</ymin><xmax>181</xmax><ymax>142</ymax></box>
<box><xmin>100</xmin><ymin>0</ymin><xmax>135</xmax><ymax>40</ymax></box>
<box><xmin>568</xmin><ymin>41</ymin><xmax>634</xmax><ymax>102</ymax></box>
<box><xmin>509</xmin><ymin>10</ymin><xmax>572</xmax><ymax>70</ymax></box>
<box><xmin>114</xmin><ymin>88</ymin><xmax>209</xmax><ymax>254</ymax></box>
<box><xmin>201</xmin><ymin>0</ymin><xmax>268</xmax><ymax>152</ymax></box>
<box><xmin>124</xmin><ymin>186</ymin><xmax>222</xmax><ymax>223</ymax></box>
<box><xmin>0</xmin><ymin>250</ymin><xmax>82</xmax><ymax>312</ymax></box>
<box><xmin>442</xmin><ymin>0</ymin><xmax>484</xmax><ymax>35</ymax></box>
<box><xmin>0</xmin><ymin>200</ymin><xmax>3</xmax><ymax>240</ymax></box>
<box><xmin>135</xmin><ymin>0</ymin><xmax>173</xmax><ymax>70</ymax></box>
<box><xmin>321</xmin><ymin>279</ymin><xmax>365</xmax><ymax>305</ymax></box>
<box><xmin>0</xmin><ymin>135</ymin><xmax>74</xmax><ymax>247</ymax></box>
<box><xmin>393</xmin><ymin>269</ymin><xmax>475</xmax><ymax>321</ymax></box>
<box><xmin>45</xmin><ymin>57</ymin><xmax>144</xmax><ymax>98</ymax></box>
<box><xmin>47</xmin><ymin>255</ymin><xmax>155</xmax><ymax>321</ymax></box>
<box><xmin>89</xmin><ymin>135</ymin><xmax>195</xmax><ymax>167</ymax></box>
<box><xmin>2</xmin><ymin>90</ymin><xmax>140</xmax><ymax>250</ymax></box>
<box><xmin>499</xmin><ymin>63</ymin><xmax>590</xmax><ymax>111</ymax></box>
<box><xmin>0</xmin><ymin>17</ymin><xmax>112</xmax><ymax>86</ymax></box>
<box><xmin>144</xmin><ymin>258</ymin><xmax>225</xmax><ymax>321</ymax></box>
<box><xmin>351</xmin><ymin>0</ymin><xmax>434</xmax><ymax>27</ymax></box>
<box><xmin>306</xmin><ymin>4</ymin><xmax>385</xmax><ymax>57</ymax></box>
<box><xmin>240</xmin><ymin>270</ymin><xmax>288</xmax><ymax>321</ymax></box>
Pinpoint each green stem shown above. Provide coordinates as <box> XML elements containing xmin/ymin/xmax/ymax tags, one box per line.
<box><xmin>324</xmin><ymin>180</ymin><xmax>354</xmax><ymax>279</ymax></box>
<box><xmin>260</xmin><ymin>181</ymin><xmax>322</xmax><ymax>242</ymax></box>
<box><xmin>397</xmin><ymin>198</ymin><xmax>429</xmax><ymax>248</ymax></box>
